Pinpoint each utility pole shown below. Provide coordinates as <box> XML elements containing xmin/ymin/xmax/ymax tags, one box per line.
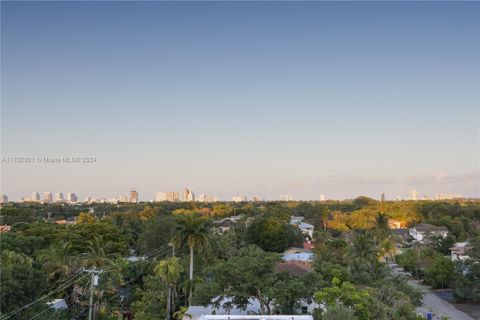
<box><xmin>83</xmin><ymin>268</ymin><xmax>103</xmax><ymax>320</ymax></box>
<box><xmin>166</xmin><ymin>243</ymin><xmax>175</xmax><ymax>320</ymax></box>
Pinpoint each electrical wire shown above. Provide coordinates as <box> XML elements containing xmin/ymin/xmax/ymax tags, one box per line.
<box><xmin>2</xmin><ymin>243</ymin><xmax>173</xmax><ymax>320</ymax></box>
<box><xmin>1</xmin><ymin>273</ymin><xmax>88</xmax><ymax>320</ymax></box>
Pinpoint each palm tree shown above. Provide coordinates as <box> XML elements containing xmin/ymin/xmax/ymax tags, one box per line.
<box><xmin>81</xmin><ymin>236</ymin><xmax>117</xmax><ymax>268</ymax></box>
<box><xmin>348</xmin><ymin>232</ymin><xmax>379</xmax><ymax>283</ymax></box>
<box><xmin>38</xmin><ymin>241</ymin><xmax>75</xmax><ymax>282</ymax></box>
<box><xmin>155</xmin><ymin>257</ymin><xmax>184</xmax><ymax>320</ymax></box>
<box><xmin>379</xmin><ymin>238</ymin><xmax>396</xmax><ymax>265</ymax></box>
<box><xmin>172</xmin><ymin>214</ymin><xmax>209</xmax><ymax>305</ymax></box>
<box><xmin>319</xmin><ymin>206</ymin><xmax>329</xmax><ymax>231</ymax></box>
<box><xmin>374</xmin><ymin>213</ymin><xmax>390</xmax><ymax>242</ymax></box>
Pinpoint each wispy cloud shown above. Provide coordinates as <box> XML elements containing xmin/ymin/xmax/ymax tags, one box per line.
<box><xmin>315</xmin><ymin>172</ymin><xmax>480</xmax><ymax>186</ymax></box>
<box><xmin>405</xmin><ymin>172</ymin><xmax>480</xmax><ymax>185</ymax></box>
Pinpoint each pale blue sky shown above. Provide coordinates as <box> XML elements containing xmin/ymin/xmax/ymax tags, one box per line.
<box><xmin>1</xmin><ymin>1</ymin><xmax>479</xmax><ymax>200</ymax></box>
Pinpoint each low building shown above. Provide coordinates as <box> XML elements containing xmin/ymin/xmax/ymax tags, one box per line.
<box><xmin>275</xmin><ymin>260</ymin><xmax>312</xmax><ymax>276</ymax></box>
<box><xmin>197</xmin><ymin>316</ymin><xmax>313</xmax><ymax>320</ymax></box>
<box><xmin>213</xmin><ymin>218</ymin><xmax>237</xmax><ymax>233</ymax></box>
<box><xmin>450</xmin><ymin>242</ymin><xmax>470</xmax><ymax>261</ymax></box>
<box><xmin>55</xmin><ymin>217</ymin><xmax>77</xmax><ymax>225</ymax></box>
<box><xmin>186</xmin><ymin>298</ymin><xmax>316</xmax><ymax>320</ymax></box>
<box><xmin>290</xmin><ymin>217</ymin><xmax>314</xmax><ymax>238</ymax></box>
<box><xmin>282</xmin><ymin>248</ymin><xmax>314</xmax><ymax>263</ymax></box>
<box><xmin>303</xmin><ymin>240</ymin><xmax>315</xmax><ymax>250</ymax></box>
<box><xmin>409</xmin><ymin>223</ymin><xmax>448</xmax><ymax>242</ymax></box>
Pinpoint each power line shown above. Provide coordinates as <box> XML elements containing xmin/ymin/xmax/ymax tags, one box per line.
<box><xmin>1</xmin><ymin>273</ymin><xmax>88</xmax><ymax>320</ymax></box>
<box><xmin>28</xmin><ymin>276</ymin><xmax>92</xmax><ymax>320</ymax></box>
<box><xmin>28</xmin><ymin>306</ymin><xmax>53</xmax><ymax>320</ymax></box>
<box><xmin>2</xmin><ymin>244</ymin><xmax>173</xmax><ymax>320</ymax></box>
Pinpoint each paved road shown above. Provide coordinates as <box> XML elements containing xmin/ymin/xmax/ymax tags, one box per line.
<box><xmin>408</xmin><ymin>279</ymin><xmax>473</xmax><ymax>320</ymax></box>
<box><xmin>389</xmin><ymin>264</ymin><xmax>474</xmax><ymax>320</ymax></box>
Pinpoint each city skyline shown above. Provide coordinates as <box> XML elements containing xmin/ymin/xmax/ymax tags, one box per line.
<box><xmin>1</xmin><ymin>2</ymin><xmax>479</xmax><ymax>200</ymax></box>
<box><xmin>5</xmin><ymin>187</ymin><xmax>468</xmax><ymax>203</ymax></box>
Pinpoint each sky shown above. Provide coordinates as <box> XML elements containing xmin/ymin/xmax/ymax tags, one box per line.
<box><xmin>1</xmin><ymin>1</ymin><xmax>479</xmax><ymax>201</ymax></box>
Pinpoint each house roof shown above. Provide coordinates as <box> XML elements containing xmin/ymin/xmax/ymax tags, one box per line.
<box><xmin>282</xmin><ymin>251</ymin><xmax>314</xmax><ymax>262</ymax></box>
<box><xmin>274</xmin><ymin>261</ymin><xmax>312</xmax><ymax>276</ymax></box>
<box><xmin>187</xmin><ymin>298</ymin><xmax>261</xmax><ymax>317</ymax></box>
<box><xmin>213</xmin><ymin>218</ymin><xmax>236</xmax><ymax>228</ymax></box>
<box><xmin>412</xmin><ymin>223</ymin><xmax>448</xmax><ymax>232</ymax></box>
<box><xmin>303</xmin><ymin>241</ymin><xmax>315</xmax><ymax>250</ymax></box>
<box><xmin>450</xmin><ymin>242</ymin><xmax>469</xmax><ymax>255</ymax></box>
<box><xmin>298</xmin><ymin>222</ymin><xmax>314</xmax><ymax>230</ymax></box>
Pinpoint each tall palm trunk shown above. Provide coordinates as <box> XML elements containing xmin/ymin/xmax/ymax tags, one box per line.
<box><xmin>189</xmin><ymin>245</ymin><xmax>194</xmax><ymax>306</ymax></box>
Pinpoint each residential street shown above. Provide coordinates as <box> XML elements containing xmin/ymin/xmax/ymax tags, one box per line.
<box><xmin>390</xmin><ymin>264</ymin><xmax>474</xmax><ymax>320</ymax></box>
<box><xmin>408</xmin><ymin>279</ymin><xmax>474</xmax><ymax>320</ymax></box>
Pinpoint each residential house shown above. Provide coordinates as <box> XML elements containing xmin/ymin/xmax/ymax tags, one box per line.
<box><xmin>197</xmin><ymin>316</ymin><xmax>313</xmax><ymax>320</ymax></box>
<box><xmin>186</xmin><ymin>298</ymin><xmax>316</xmax><ymax>320</ymax></box>
<box><xmin>409</xmin><ymin>223</ymin><xmax>448</xmax><ymax>242</ymax></box>
<box><xmin>289</xmin><ymin>217</ymin><xmax>314</xmax><ymax>238</ymax></box>
<box><xmin>213</xmin><ymin>218</ymin><xmax>237</xmax><ymax>233</ymax></box>
<box><xmin>55</xmin><ymin>217</ymin><xmax>77</xmax><ymax>225</ymax></box>
<box><xmin>275</xmin><ymin>260</ymin><xmax>312</xmax><ymax>276</ymax></box>
<box><xmin>303</xmin><ymin>240</ymin><xmax>315</xmax><ymax>250</ymax></box>
<box><xmin>282</xmin><ymin>248</ymin><xmax>314</xmax><ymax>263</ymax></box>
<box><xmin>450</xmin><ymin>242</ymin><xmax>470</xmax><ymax>261</ymax></box>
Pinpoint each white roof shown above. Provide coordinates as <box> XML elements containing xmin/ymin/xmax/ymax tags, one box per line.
<box><xmin>282</xmin><ymin>252</ymin><xmax>314</xmax><ymax>262</ymax></box>
<box><xmin>298</xmin><ymin>222</ymin><xmax>314</xmax><ymax>230</ymax></box>
<box><xmin>200</xmin><ymin>316</ymin><xmax>313</xmax><ymax>320</ymax></box>
<box><xmin>187</xmin><ymin>298</ymin><xmax>261</xmax><ymax>317</ymax></box>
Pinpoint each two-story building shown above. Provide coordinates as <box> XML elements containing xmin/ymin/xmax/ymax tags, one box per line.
<box><xmin>409</xmin><ymin>223</ymin><xmax>448</xmax><ymax>242</ymax></box>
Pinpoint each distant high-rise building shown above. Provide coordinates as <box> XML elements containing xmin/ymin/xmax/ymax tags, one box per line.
<box><xmin>183</xmin><ymin>189</ymin><xmax>194</xmax><ymax>202</ymax></box>
<box><xmin>156</xmin><ymin>191</ymin><xmax>179</xmax><ymax>202</ymax></box>
<box><xmin>320</xmin><ymin>194</ymin><xmax>325</xmax><ymax>201</ymax></box>
<box><xmin>130</xmin><ymin>190</ymin><xmax>138</xmax><ymax>203</ymax></box>
<box><xmin>31</xmin><ymin>192</ymin><xmax>40</xmax><ymax>202</ymax></box>
<box><xmin>67</xmin><ymin>192</ymin><xmax>78</xmax><ymax>203</ymax></box>
<box><xmin>197</xmin><ymin>194</ymin><xmax>218</xmax><ymax>202</ymax></box>
<box><xmin>43</xmin><ymin>192</ymin><xmax>52</xmax><ymax>203</ymax></box>
<box><xmin>55</xmin><ymin>192</ymin><xmax>64</xmax><ymax>202</ymax></box>
<box><xmin>409</xmin><ymin>189</ymin><xmax>418</xmax><ymax>201</ymax></box>
<box><xmin>252</xmin><ymin>195</ymin><xmax>263</xmax><ymax>202</ymax></box>
<box><xmin>435</xmin><ymin>193</ymin><xmax>463</xmax><ymax>200</ymax></box>
<box><xmin>156</xmin><ymin>192</ymin><xmax>167</xmax><ymax>202</ymax></box>
<box><xmin>119</xmin><ymin>195</ymin><xmax>128</xmax><ymax>202</ymax></box>
<box><xmin>232</xmin><ymin>195</ymin><xmax>247</xmax><ymax>202</ymax></box>
<box><xmin>280</xmin><ymin>195</ymin><xmax>293</xmax><ymax>201</ymax></box>
<box><xmin>0</xmin><ymin>195</ymin><xmax>8</xmax><ymax>203</ymax></box>
<box><xmin>166</xmin><ymin>191</ymin><xmax>179</xmax><ymax>202</ymax></box>
<box><xmin>381</xmin><ymin>193</ymin><xmax>385</xmax><ymax>202</ymax></box>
